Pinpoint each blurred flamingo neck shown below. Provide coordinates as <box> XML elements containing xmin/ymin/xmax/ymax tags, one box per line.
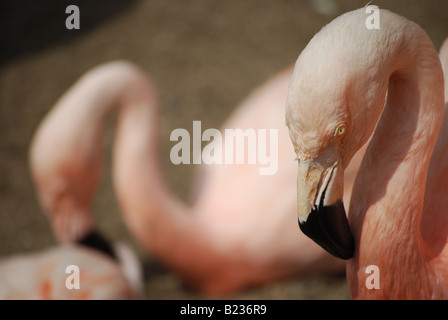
<box><xmin>109</xmin><ymin>66</ymin><xmax>228</xmax><ymax>283</ymax></box>
<box><xmin>347</xmin><ymin>19</ymin><xmax>444</xmax><ymax>297</ymax></box>
<box><xmin>105</xmin><ymin>64</ymin><xmax>191</xmax><ymax>253</ymax></box>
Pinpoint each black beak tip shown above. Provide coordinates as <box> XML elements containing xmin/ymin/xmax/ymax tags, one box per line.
<box><xmin>299</xmin><ymin>200</ymin><xmax>354</xmax><ymax>260</ymax></box>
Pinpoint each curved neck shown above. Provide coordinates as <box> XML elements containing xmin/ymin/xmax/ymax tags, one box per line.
<box><xmin>111</xmin><ymin>68</ymin><xmax>191</xmax><ymax>248</ymax></box>
<box><xmin>101</xmin><ymin>64</ymin><xmax>195</xmax><ymax>254</ymax></box>
<box><xmin>107</xmin><ymin>64</ymin><xmax>225</xmax><ymax>284</ymax></box>
<box><xmin>56</xmin><ymin>62</ymin><xmax>206</xmax><ymax>269</ymax></box>
<box><xmin>347</xmin><ymin>17</ymin><xmax>444</xmax><ymax>297</ymax></box>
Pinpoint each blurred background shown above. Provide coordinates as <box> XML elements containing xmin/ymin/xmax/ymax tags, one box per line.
<box><xmin>1</xmin><ymin>0</ymin><xmax>447</xmax><ymax>299</ymax></box>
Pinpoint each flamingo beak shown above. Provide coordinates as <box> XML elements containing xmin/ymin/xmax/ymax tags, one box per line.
<box><xmin>296</xmin><ymin>156</ymin><xmax>354</xmax><ymax>259</ymax></box>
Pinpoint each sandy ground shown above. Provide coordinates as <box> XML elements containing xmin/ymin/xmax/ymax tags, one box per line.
<box><xmin>1</xmin><ymin>0</ymin><xmax>447</xmax><ymax>300</ymax></box>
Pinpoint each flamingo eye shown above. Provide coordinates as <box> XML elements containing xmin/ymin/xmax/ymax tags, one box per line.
<box><xmin>335</xmin><ymin>124</ymin><xmax>346</xmax><ymax>137</ymax></box>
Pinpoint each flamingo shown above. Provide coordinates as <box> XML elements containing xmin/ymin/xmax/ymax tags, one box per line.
<box><xmin>0</xmin><ymin>70</ymin><xmax>147</xmax><ymax>299</ymax></box>
<box><xmin>1</xmin><ymin>124</ymin><xmax>143</xmax><ymax>299</ymax></box>
<box><xmin>28</xmin><ymin>59</ymin><xmax>367</xmax><ymax>295</ymax></box>
<box><xmin>286</xmin><ymin>8</ymin><xmax>448</xmax><ymax>299</ymax></box>
<box><xmin>0</xmin><ymin>117</ymin><xmax>143</xmax><ymax>299</ymax></box>
<box><xmin>0</xmin><ymin>128</ymin><xmax>144</xmax><ymax>301</ymax></box>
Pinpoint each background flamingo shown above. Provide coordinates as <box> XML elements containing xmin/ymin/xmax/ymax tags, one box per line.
<box><xmin>0</xmin><ymin>98</ymin><xmax>144</xmax><ymax>299</ymax></box>
<box><xmin>1</xmin><ymin>104</ymin><xmax>143</xmax><ymax>299</ymax></box>
<box><xmin>286</xmin><ymin>8</ymin><xmax>448</xmax><ymax>299</ymax></box>
<box><xmin>29</xmin><ymin>60</ymin><xmax>371</xmax><ymax>295</ymax></box>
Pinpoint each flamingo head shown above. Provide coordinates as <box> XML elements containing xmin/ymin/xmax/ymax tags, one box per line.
<box><xmin>285</xmin><ymin>9</ymin><xmax>389</xmax><ymax>259</ymax></box>
<box><xmin>29</xmin><ymin>111</ymin><xmax>104</xmax><ymax>242</ymax></box>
